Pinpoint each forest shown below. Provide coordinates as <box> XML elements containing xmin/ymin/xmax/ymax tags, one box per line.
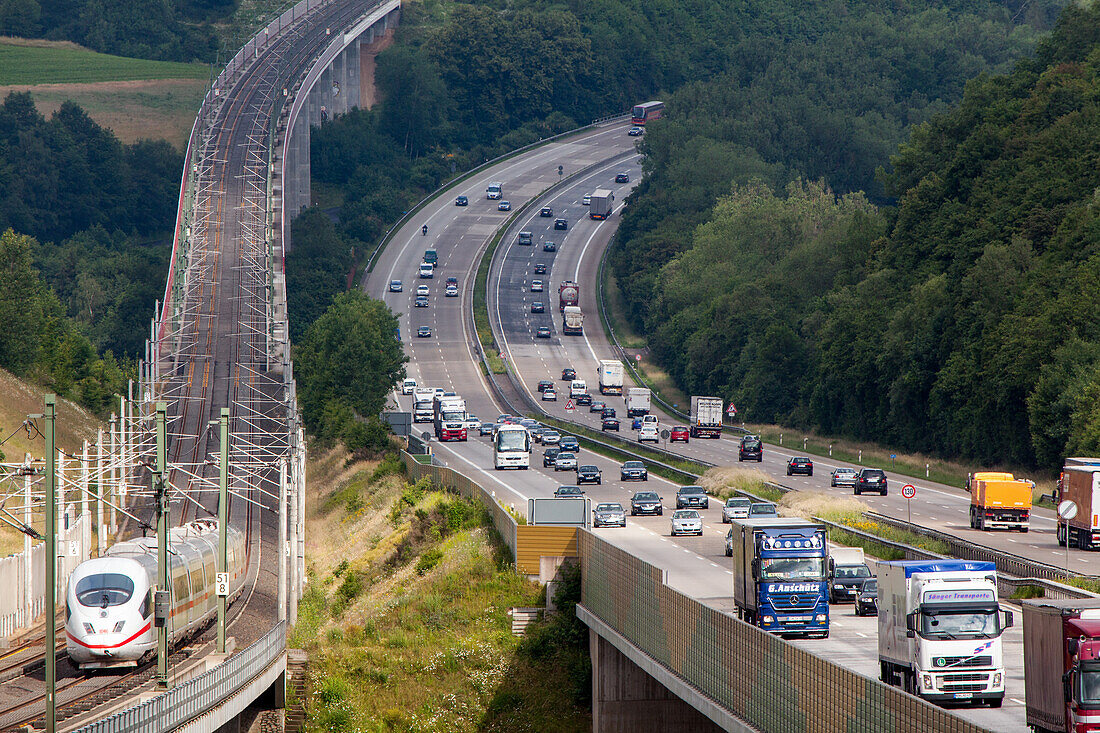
<box><xmin>612</xmin><ymin>3</ymin><xmax>1100</xmax><ymax>469</ymax></box>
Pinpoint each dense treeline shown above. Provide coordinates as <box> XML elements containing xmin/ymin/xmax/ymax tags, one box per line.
<box><xmin>301</xmin><ymin>0</ymin><xmax>1060</xmax><ymax>341</ymax></box>
<box><xmin>0</xmin><ymin>0</ymin><xmax>230</xmax><ymax>61</ymax></box>
<box><xmin>616</xmin><ymin>4</ymin><xmax>1100</xmax><ymax>469</ymax></box>
<box><xmin>0</xmin><ymin>91</ymin><xmax>180</xmax><ymax>413</ymax></box>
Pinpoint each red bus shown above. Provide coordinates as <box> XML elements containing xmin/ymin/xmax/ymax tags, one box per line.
<box><xmin>631</xmin><ymin>101</ymin><xmax>664</xmax><ymax>125</ymax></box>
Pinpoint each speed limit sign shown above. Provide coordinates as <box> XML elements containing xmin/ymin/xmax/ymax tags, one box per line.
<box><xmin>901</xmin><ymin>484</ymin><xmax>916</xmax><ymax>499</ymax></box>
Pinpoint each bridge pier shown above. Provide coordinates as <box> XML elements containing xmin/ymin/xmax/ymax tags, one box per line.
<box><xmin>590</xmin><ymin>630</ymin><xmax>724</xmax><ymax>733</ymax></box>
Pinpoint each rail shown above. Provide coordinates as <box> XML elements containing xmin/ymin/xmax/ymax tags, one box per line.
<box><xmin>73</xmin><ymin>622</ymin><xmax>286</xmax><ymax>733</ymax></box>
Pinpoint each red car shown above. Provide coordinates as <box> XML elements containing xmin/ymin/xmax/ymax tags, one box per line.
<box><xmin>669</xmin><ymin>426</ymin><xmax>689</xmax><ymax>443</ymax></box>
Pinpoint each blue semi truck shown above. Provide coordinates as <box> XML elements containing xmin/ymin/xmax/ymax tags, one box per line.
<box><xmin>731</xmin><ymin>517</ymin><xmax>829</xmax><ymax>638</ymax></box>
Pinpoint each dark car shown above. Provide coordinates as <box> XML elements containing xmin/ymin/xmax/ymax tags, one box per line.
<box><xmin>543</xmin><ymin>241</ymin><xmax>557</xmax><ymax>252</ymax></box>
<box><xmin>561</xmin><ymin>367</ymin><xmax>576</xmax><ymax>381</ymax></box>
<box><xmin>787</xmin><ymin>456</ymin><xmax>814</xmax><ymax>476</ymax></box>
<box><xmin>602</xmin><ymin>417</ymin><xmax>620</xmax><ymax>431</ymax></box>
<box><xmin>749</xmin><ymin>502</ymin><xmax>778</xmax><ymax>518</ymax></box>
<box><xmin>534</xmin><ymin>263</ymin><xmax>547</xmax><ymax>274</ymax></box>
<box><xmin>542</xmin><ymin>447</ymin><xmax>560</xmax><ymax>467</ymax></box>
<box><xmin>628</xmin><ymin>126</ymin><xmax>644</xmax><ymax>137</ymax></box>
<box><xmin>854</xmin><ymin>578</ymin><xmax>879</xmax><ymax>617</ymax></box>
<box><xmin>676</xmin><ymin>486</ymin><xmax>709</xmax><ymax>509</ymax></box>
<box><xmin>601</xmin><ymin>407</ymin><xmax>616</xmax><ymax>419</ymax></box>
<box><xmin>537</xmin><ymin>380</ymin><xmax>554</xmax><ymax>392</ymax></box>
<box><xmin>414</xmin><ymin>296</ymin><xmax>429</xmax><ymax>308</ymax></box>
<box><xmin>417</xmin><ymin>326</ymin><xmax>431</xmax><ymax>338</ymax></box>
<box><xmin>615</xmin><ymin>172</ymin><xmax>630</xmax><ymax>183</ymax></box>
<box><xmin>829</xmin><ymin>562</ymin><xmax>873</xmax><ymax>604</ymax></box>
<box><xmin>630</xmin><ymin>490</ymin><xmax>663</xmax><ymax>516</ymax></box>
<box><xmin>531</xmin><ymin>301</ymin><xmax>545</xmax><ymax>313</ymax></box>
<box><xmin>554</xmin><ymin>485</ymin><xmax>584</xmax><ymax>497</ymax></box>
<box><xmin>738</xmin><ymin>435</ymin><xmax>763</xmax><ymax>462</ymax></box>
<box><xmin>479</xmin><ymin>422</ymin><xmax>494</xmax><ymax>436</ymax></box>
<box><xmin>455</xmin><ymin>195</ymin><xmax>468</xmax><ymax>206</ymax></box>
<box><xmin>575</xmin><ymin>393</ymin><xmax>592</xmax><ymax>406</ymax></box>
<box><xmin>854</xmin><ymin>468</ymin><xmax>888</xmax><ymax>496</ymax></box>
<box><xmin>518</xmin><ymin>231</ymin><xmax>533</xmax><ymax>245</ymax></box>
<box><xmin>669</xmin><ymin>426</ymin><xmax>689</xmax><ymax>443</ymax></box>
<box><xmin>558</xmin><ymin>436</ymin><xmax>580</xmax><ymax>453</ymax></box>
<box><xmin>554</xmin><ymin>218</ymin><xmax>568</xmax><ymax>230</ymax></box>
<box><xmin>446</xmin><ymin>276</ymin><xmax>458</xmax><ymax>286</ymax></box>
<box><xmin>540</xmin><ymin>206</ymin><xmax>553</xmax><ymax>217</ymax></box>
<box><xmin>620</xmin><ymin>461</ymin><xmax>647</xmax><ymax>481</ymax></box>
<box><xmin>576</xmin><ymin>465</ymin><xmax>602</xmax><ymax>484</ymax></box>
<box><xmin>589</xmin><ymin>401</ymin><xmax>606</xmax><ymax>413</ymax></box>
<box><xmin>536</xmin><ymin>326</ymin><xmax>551</xmax><ymax>338</ymax></box>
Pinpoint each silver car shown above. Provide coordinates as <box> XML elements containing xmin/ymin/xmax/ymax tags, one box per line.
<box><xmin>593</xmin><ymin>503</ymin><xmax>626</xmax><ymax>528</ymax></box>
<box><xmin>831</xmin><ymin>467</ymin><xmax>859</xmax><ymax>488</ymax></box>
<box><xmin>554</xmin><ymin>452</ymin><xmax>578</xmax><ymax>471</ymax></box>
<box><xmin>541</xmin><ymin>431</ymin><xmax>561</xmax><ymax>446</ymax></box>
<box><xmin>722</xmin><ymin>497</ymin><xmax>751</xmax><ymax>523</ymax></box>
<box><xmin>671</xmin><ymin>509</ymin><xmax>703</xmax><ymax>537</ymax></box>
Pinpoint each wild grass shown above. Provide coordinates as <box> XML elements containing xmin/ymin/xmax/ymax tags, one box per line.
<box><xmin>697</xmin><ymin>466</ymin><xmax>775</xmax><ymax>500</ymax></box>
<box><xmin>297</xmin><ymin>446</ymin><xmax>589</xmax><ymax>732</ymax></box>
<box><xmin>0</xmin><ymin>40</ymin><xmax>207</xmax><ymax>85</ymax></box>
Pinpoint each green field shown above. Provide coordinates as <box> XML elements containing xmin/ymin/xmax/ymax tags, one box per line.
<box><xmin>0</xmin><ymin>41</ymin><xmax>208</xmax><ymax>85</ymax></box>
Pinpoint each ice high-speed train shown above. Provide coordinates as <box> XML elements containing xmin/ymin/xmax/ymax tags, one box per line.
<box><xmin>66</xmin><ymin>519</ymin><xmax>247</xmax><ymax>669</ymax></box>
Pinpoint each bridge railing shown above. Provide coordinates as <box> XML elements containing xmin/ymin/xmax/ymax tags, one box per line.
<box><xmin>578</xmin><ymin>531</ymin><xmax>993</xmax><ymax>733</ymax></box>
<box><xmin>73</xmin><ymin>622</ymin><xmax>286</xmax><ymax>733</ymax></box>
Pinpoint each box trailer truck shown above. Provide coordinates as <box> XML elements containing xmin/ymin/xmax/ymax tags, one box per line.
<box><xmin>598</xmin><ymin>360</ymin><xmax>623</xmax><ymax>395</ymax></box>
<box><xmin>689</xmin><ymin>396</ymin><xmax>723</xmax><ymax>438</ymax></box>
<box><xmin>1023</xmin><ymin>598</ymin><xmax>1100</xmax><ymax>733</ymax></box>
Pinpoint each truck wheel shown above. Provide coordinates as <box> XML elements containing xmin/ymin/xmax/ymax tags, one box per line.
<box><xmin>988</xmin><ymin>697</ymin><xmax>1003</xmax><ymax>708</ymax></box>
<box><xmin>1020</xmin><ymin>527</ymin><xmax>1029</xmax><ymax>533</ymax></box>
<box><xmin>738</xmin><ymin>456</ymin><xmax>744</xmax><ymax>462</ymax></box>
<box><xmin>854</xmin><ymin>488</ymin><xmax>861</xmax><ymax>496</ymax></box>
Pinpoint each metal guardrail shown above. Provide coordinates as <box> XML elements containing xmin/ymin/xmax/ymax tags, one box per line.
<box><xmin>74</xmin><ymin>622</ymin><xmax>286</xmax><ymax>733</ymax></box>
<box><xmin>364</xmin><ymin>113</ymin><xmax>632</xmax><ymax>274</ymax></box>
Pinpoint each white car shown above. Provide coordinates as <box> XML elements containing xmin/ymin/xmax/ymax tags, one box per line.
<box><xmin>531</xmin><ymin>279</ymin><xmax>544</xmax><ymax>292</ymax></box>
<box><xmin>638</xmin><ymin>425</ymin><xmax>659</xmax><ymax>443</ymax></box>
<box><xmin>582</xmin><ymin>194</ymin><xmax>591</xmax><ymax>206</ymax></box>
<box><xmin>401</xmin><ymin>379</ymin><xmax>417</xmax><ymax>395</ymax></box>
<box><xmin>419</xmin><ymin>263</ymin><xmax>434</xmax><ymax>279</ymax></box>
<box><xmin>445</xmin><ymin>285</ymin><xmax>459</xmax><ymax>297</ymax></box>
<box><xmin>389</xmin><ymin>280</ymin><xmax>403</xmax><ymax>292</ymax></box>
<box><xmin>670</xmin><ymin>510</ymin><xmax>703</xmax><ymax>536</ymax></box>
<box><xmin>721</xmin><ymin>497</ymin><xmax>751</xmax><ymax>523</ymax></box>
<box><xmin>542</xmin><ymin>389</ymin><xmax>557</xmax><ymax>401</ymax></box>
<box><xmin>464</xmin><ymin>415</ymin><xmax>480</xmax><ymax>431</ymax></box>
<box><xmin>641</xmin><ymin>415</ymin><xmax>659</xmax><ymax>428</ymax></box>
<box><xmin>416</xmin><ymin>284</ymin><xmax>430</xmax><ymax>296</ymax></box>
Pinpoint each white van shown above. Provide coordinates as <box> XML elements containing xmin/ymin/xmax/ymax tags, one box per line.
<box><xmin>401</xmin><ymin>379</ymin><xmax>417</xmax><ymax>395</ymax></box>
<box><xmin>570</xmin><ymin>380</ymin><xmax>587</xmax><ymax>398</ymax></box>
<box><xmin>486</xmin><ymin>182</ymin><xmax>503</xmax><ymax>200</ymax></box>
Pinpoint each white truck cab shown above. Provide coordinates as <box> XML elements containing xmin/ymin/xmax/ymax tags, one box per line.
<box><xmin>570</xmin><ymin>380</ymin><xmax>587</xmax><ymax>398</ymax></box>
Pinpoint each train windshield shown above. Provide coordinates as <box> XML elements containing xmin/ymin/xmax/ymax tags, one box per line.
<box><xmin>75</xmin><ymin>573</ymin><xmax>135</xmax><ymax>608</ymax></box>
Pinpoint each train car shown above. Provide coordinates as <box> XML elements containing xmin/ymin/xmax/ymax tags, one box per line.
<box><xmin>66</xmin><ymin>519</ymin><xmax>247</xmax><ymax>670</ymax></box>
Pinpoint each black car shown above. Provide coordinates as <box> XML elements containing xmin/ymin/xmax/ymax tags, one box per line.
<box><xmin>542</xmin><ymin>447</ymin><xmax>560</xmax><ymax>467</ymax></box>
<box><xmin>518</xmin><ymin>231</ymin><xmax>533</xmax><ymax>245</ymax></box>
<box><xmin>601</xmin><ymin>407</ymin><xmax>616</xmax><ymax>419</ymax></box>
<box><xmin>561</xmin><ymin>368</ymin><xmax>576</xmax><ymax>381</ymax></box>
<box><xmin>738</xmin><ymin>435</ymin><xmax>763</xmax><ymax>462</ymax></box>
<box><xmin>536</xmin><ymin>326</ymin><xmax>551</xmax><ymax>338</ymax></box>
<box><xmin>630</xmin><ymin>490</ymin><xmax>663</xmax><ymax>515</ymax></box>
<box><xmin>540</xmin><ymin>207</ymin><xmax>553</xmax><ymax>217</ymax></box>
<box><xmin>554</xmin><ymin>218</ymin><xmax>568</xmax><ymax>230</ymax></box>
<box><xmin>854</xmin><ymin>578</ymin><xmax>878</xmax><ymax>616</ymax></box>
<box><xmin>854</xmin><ymin>468</ymin><xmax>888</xmax><ymax>496</ymax></box>
<box><xmin>676</xmin><ymin>485</ymin><xmax>709</xmax><ymax>509</ymax></box>
<box><xmin>576</xmin><ymin>465</ymin><xmax>602</xmax><ymax>484</ymax></box>
<box><xmin>554</xmin><ymin>485</ymin><xmax>584</xmax><ymax>497</ymax></box>
<box><xmin>534</xmin><ymin>263</ymin><xmax>547</xmax><ymax>274</ymax></box>
<box><xmin>537</xmin><ymin>380</ymin><xmax>554</xmax><ymax>392</ymax></box>
<box><xmin>417</xmin><ymin>326</ymin><xmax>431</xmax><ymax>338</ymax></box>
<box><xmin>455</xmin><ymin>195</ymin><xmax>468</xmax><ymax>206</ymax></box>
<box><xmin>531</xmin><ymin>301</ymin><xmax>545</xmax><ymax>313</ymax></box>
<box><xmin>602</xmin><ymin>417</ymin><xmax>620</xmax><ymax>431</ymax></box>
<box><xmin>829</xmin><ymin>562</ymin><xmax>873</xmax><ymax>604</ymax></box>
<box><xmin>787</xmin><ymin>456</ymin><xmax>814</xmax><ymax>476</ymax></box>
<box><xmin>559</xmin><ymin>436</ymin><xmax>580</xmax><ymax>453</ymax></box>
<box><xmin>620</xmin><ymin>461</ymin><xmax>647</xmax><ymax>481</ymax></box>
<box><xmin>615</xmin><ymin>172</ymin><xmax>630</xmax><ymax>183</ymax></box>
<box><xmin>543</xmin><ymin>241</ymin><xmax>557</xmax><ymax>252</ymax></box>
<box><xmin>574</xmin><ymin>393</ymin><xmax>592</xmax><ymax>405</ymax></box>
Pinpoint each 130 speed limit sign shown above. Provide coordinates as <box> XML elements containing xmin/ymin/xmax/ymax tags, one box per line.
<box><xmin>901</xmin><ymin>484</ymin><xmax>916</xmax><ymax>499</ymax></box>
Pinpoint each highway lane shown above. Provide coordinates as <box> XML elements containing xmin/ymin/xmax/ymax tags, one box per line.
<box><xmin>362</xmin><ymin>124</ymin><xmax>1028</xmax><ymax>730</ymax></box>
<box><xmin>486</xmin><ymin>151</ymin><xmax>1094</xmax><ymax>578</ymax></box>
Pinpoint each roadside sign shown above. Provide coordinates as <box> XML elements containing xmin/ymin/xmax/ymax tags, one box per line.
<box><xmin>216</xmin><ymin>572</ymin><xmax>230</xmax><ymax>597</ymax></box>
<box><xmin>727</xmin><ymin>403</ymin><xmax>737</xmax><ymax>416</ymax></box>
<box><xmin>901</xmin><ymin>484</ymin><xmax>916</xmax><ymax>499</ymax></box>
<box><xmin>1059</xmin><ymin>500</ymin><xmax>1079</xmax><ymax>520</ymax></box>
<box><xmin>565</xmin><ymin>399</ymin><xmax>576</xmax><ymax>411</ymax></box>
<box><xmin>660</xmin><ymin>429</ymin><xmax>670</xmax><ymax>440</ymax></box>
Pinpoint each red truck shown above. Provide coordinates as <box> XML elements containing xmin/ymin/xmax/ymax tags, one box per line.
<box><xmin>1023</xmin><ymin>598</ymin><xmax>1100</xmax><ymax>733</ymax></box>
<box><xmin>559</xmin><ymin>280</ymin><xmax>579</xmax><ymax>311</ymax></box>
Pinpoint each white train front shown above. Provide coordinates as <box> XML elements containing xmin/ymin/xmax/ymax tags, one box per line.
<box><xmin>66</xmin><ymin>519</ymin><xmax>246</xmax><ymax>669</ymax></box>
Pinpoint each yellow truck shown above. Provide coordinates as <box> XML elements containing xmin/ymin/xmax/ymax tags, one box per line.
<box><xmin>967</xmin><ymin>472</ymin><xmax>1032</xmax><ymax>532</ymax></box>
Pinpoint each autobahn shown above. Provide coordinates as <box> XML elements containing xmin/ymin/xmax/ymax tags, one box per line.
<box><xmin>362</xmin><ymin>119</ymin><xmax>1042</xmax><ymax>730</ymax></box>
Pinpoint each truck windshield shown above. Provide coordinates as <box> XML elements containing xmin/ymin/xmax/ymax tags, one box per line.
<box><xmin>919</xmin><ymin>608</ymin><xmax>1000</xmax><ymax>639</ymax></box>
<box><xmin>1078</xmin><ymin>666</ymin><xmax>1100</xmax><ymax>705</ymax></box>
<box><xmin>759</xmin><ymin>558</ymin><xmax>824</xmax><ymax>581</ymax></box>
<box><xmin>442</xmin><ymin>410</ymin><xmax>464</xmax><ymax>420</ymax></box>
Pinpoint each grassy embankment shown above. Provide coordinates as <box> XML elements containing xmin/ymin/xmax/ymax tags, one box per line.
<box><xmin>295</xmin><ymin>446</ymin><xmax>590</xmax><ymax>732</ymax></box>
<box><xmin>0</xmin><ymin>38</ymin><xmax>209</xmax><ymax>148</ymax></box>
